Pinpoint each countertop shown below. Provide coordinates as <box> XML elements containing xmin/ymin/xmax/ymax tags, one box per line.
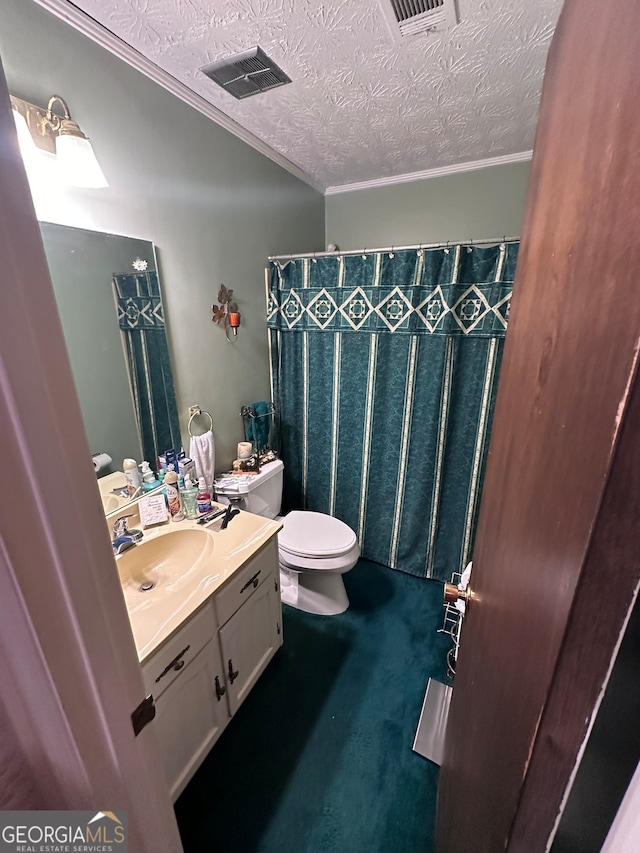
<box><xmin>111</xmin><ymin>504</ymin><xmax>282</xmax><ymax>663</ymax></box>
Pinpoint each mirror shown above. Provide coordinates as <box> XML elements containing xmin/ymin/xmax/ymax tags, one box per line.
<box><xmin>40</xmin><ymin>222</ymin><xmax>178</xmax><ymax>512</ymax></box>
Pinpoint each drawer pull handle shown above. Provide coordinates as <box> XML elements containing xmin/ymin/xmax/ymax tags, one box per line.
<box><xmin>155</xmin><ymin>645</ymin><xmax>191</xmax><ymax>683</ymax></box>
<box><xmin>215</xmin><ymin>676</ymin><xmax>226</xmax><ymax>700</ymax></box>
<box><xmin>240</xmin><ymin>570</ymin><xmax>261</xmax><ymax>593</ymax></box>
<box><xmin>228</xmin><ymin>659</ymin><xmax>239</xmax><ymax>683</ymax></box>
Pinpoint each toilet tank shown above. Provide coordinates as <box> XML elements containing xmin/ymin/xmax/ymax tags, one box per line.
<box><xmin>215</xmin><ymin>459</ymin><xmax>283</xmax><ymax>519</ymax></box>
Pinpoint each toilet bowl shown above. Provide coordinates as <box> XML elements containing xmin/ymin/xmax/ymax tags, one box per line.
<box><xmin>214</xmin><ymin>460</ymin><xmax>360</xmax><ymax>615</ymax></box>
<box><xmin>278</xmin><ymin>511</ymin><xmax>360</xmax><ymax>615</ymax></box>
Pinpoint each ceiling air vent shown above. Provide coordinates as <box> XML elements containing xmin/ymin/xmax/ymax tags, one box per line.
<box><xmin>200</xmin><ymin>46</ymin><xmax>291</xmax><ymax>100</ymax></box>
<box><xmin>380</xmin><ymin>0</ymin><xmax>459</xmax><ymax>40</ymax></box>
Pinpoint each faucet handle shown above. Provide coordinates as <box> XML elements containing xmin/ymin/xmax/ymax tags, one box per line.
<box><xmin>112</xmin><ymin>514</ymin><xmax>135</xmax><ymax>538</ymax></box>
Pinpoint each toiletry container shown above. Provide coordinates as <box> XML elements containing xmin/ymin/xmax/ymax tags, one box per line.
<box><xmin>181</xmin><ymin>478</ymin><xmax>199</xmax><ymax>520</ymax></box>
<box><xmin>164</xmin><ymin>470</ymin><xmax>184</xmax><ymax>520</ymax></box>
<box><xmin>123</xmin><ymin>458</ymin><xmax>142</xmax><ymax>496</ymax></box>
<box><xmin>196</xmin><ymin>477</ymin><xmax>212</xmax><ymax>515</ymax></box>
<box><xmin>139</xmin><ymin>460</ymin><xmax>160</xmax><ymax>491</ymax></box>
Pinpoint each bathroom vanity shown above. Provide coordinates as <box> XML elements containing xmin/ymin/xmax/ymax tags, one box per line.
<box><xmin>111</xmin><ymin>506</ymin><xmax>283</xmax><ymax>801</ymax></box>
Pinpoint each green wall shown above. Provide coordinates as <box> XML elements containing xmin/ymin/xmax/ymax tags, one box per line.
<box><xmin>1</xmin><ymin>0</ymin><xmax>325</xmax><ymax>471</ymax></box>
<box><xmin>2</xmin><ymin>1</ymin><xmax>533</xmax><ymax>473</ymax></box>
<box><xmin>325</xmin><ymin>161</ymin><xmax>531</xmax><ymax>250</ymax></box>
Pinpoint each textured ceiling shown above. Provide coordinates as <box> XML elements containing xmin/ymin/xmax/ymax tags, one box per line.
<box><xmin>66</xmin><ymin>0</ymin><xmax>564</xmax><ymax>190</ymax></box>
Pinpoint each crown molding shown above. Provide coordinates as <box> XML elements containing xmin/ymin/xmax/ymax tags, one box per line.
<box><xmin>30</xmin><ymin>0</ymin><xmax>324</xmax><ymax>194</ymax></box>
<box><xmin>325</xmin><ymin>151</ymin><xmax>533</xmax><ymax>196</ymax></box>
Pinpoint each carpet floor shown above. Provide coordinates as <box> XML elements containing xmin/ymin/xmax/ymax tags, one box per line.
<box><xmin>175</xmin><ymin>559</ymin><xmax>452</xmax><ymax>853</ymax></box>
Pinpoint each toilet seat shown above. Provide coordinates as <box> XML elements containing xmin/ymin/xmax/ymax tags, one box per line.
<box><xmin>279</xmin><ymin>543</ymin><xmax>360</xmax><ymax>574</ymax></box>
<box><xmin>278</xmin><ymin>511</ymin><xmax>357</xmax><ymax>558</ymax></box>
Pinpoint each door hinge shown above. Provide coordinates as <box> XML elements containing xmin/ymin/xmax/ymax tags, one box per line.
<box><xmin>276</xmin><ymin>621</ymin><xmax>281</xmax><ymax>635</ymax></box>
<box><xmin>131</xmin><ymin>694</ymin><xmax>156</xmax><ymax>736</ymax></box>
<box><xmin>274</xmin><ymin>577</ymin><xmax>278</xmax><ymax>592</ymax></box>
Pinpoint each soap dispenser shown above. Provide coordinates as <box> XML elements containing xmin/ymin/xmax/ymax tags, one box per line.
<box><xmin>139</xmin><ymin>460</ymin><xmax>160</xmax><ymax>491</ymax></box>
<box><xmin>181</xmin><ymin>477</ymin><xmax>199</xmax><ymax>520</ymax></box>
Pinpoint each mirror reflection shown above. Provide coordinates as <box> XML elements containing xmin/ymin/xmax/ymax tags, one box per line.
<box><xmin>40</xmin><ymin>222</ymin><xmax>180</xmax><ymax>512</ymax></box>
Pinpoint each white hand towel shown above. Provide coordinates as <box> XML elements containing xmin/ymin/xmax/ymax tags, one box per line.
<box><xmin>189</xmin><ymin>430</ymin><xmax>216</xmax><ymax>495</ymax></box>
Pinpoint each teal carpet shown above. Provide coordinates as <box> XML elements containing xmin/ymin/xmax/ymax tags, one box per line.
<box><xmin>175</xmin><ymin>560</ymin><xmax>452</xmax><ymax>853</ymax></box>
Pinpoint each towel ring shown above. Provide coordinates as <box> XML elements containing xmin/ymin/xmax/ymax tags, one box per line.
<box><xmin>188</xmin><ymin>405</ymin><xmax>213</xmax><ymax>437</ymax></box>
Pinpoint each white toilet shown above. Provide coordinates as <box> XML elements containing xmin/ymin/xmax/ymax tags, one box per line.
<box><xmin>215</xmin><ymin>459</ymin><xmax>360</xmax><ymax>615</ymax></box>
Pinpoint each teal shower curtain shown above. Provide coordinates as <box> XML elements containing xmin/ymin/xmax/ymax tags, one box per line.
<box><xmin>113</xmin><ymin>271</ymin><xmax>181</xmax><ymax>468</ymax></box>
<box><xmin>267</xmin><ymin>243</ymin><xmax>518</xmax><ymax>581</ymax></box>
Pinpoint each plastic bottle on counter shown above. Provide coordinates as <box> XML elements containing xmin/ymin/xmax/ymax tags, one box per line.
<box><xmin>181</xmin><ymin>478</ymin><xmax>199</xmax><ymax>520</ymax></box>
<box><xmin>123</xmin><ymin>457</ymin><xmax>142</xmax><ymax>497</ymax></box>
<box><xmin>139</xmin><ymin>460</ymin><xmax>160</xmax><ymax>491</ymax></box>
<box><xmin>196</xmin><ymin>477</ymin><xmax>212</xmax><ymax>515</ymax></box>
<box><xmin>164</xmin><ymin>470</ymin><xmax>184</xmax><ymax>521</ymax></box>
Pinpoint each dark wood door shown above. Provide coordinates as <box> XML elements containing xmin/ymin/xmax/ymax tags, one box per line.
<box><xmin>436</xmin><ymin>1</ymin><xmax>640</xmax><ymax>850</ymax></box>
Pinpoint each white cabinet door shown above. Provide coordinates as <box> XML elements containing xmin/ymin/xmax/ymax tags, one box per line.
<box><xmin>152</xmin><ymin>637</ymin><xmax>230</xmax><ymax>801</ymax></box>
<box><xmin>219</xmin><ymin>571</ymin><xmax>282</xmax><ymax>715</ymax></box>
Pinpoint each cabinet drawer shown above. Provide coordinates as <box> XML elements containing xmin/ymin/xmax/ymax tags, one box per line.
<box><xmin>142</xmin><ymin>601</ymin><xmax>216</xmax><ymax>698</ymax></box>
<box><xmin>214</xmin><ymin>536</ymin><xmax>278</xmax><ymax>627</ymax></box>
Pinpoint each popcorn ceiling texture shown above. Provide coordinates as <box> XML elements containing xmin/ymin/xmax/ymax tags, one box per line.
<box><xmin>69</xmin><ymin>0</ymin><xmax>563</xmax><ymax>189</ymax></box>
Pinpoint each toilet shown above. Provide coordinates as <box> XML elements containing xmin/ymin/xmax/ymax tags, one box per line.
<box><xmin>215</xmin><ymin>459</ymin><xmax>360</xmax><ymax>615</ymax></box>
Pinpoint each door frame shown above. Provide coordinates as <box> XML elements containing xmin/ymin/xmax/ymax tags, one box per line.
<box><xmin>0</xmin><ymin>56</ymin><xmax>183</xmax><ymax>851</ymax></box>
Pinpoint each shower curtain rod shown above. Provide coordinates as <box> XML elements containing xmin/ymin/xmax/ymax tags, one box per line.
<box><xmin>268</xmin><ymin>236</ymin><xmax>520</xmax><ymax>262</ymax></box>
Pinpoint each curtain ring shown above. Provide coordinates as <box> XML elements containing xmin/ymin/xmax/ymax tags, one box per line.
<box><xmin>444</xmin><ymin>240</ymin><xmax>450</xmax><ymax>255</ymax></box>
<box><xmin>389</xmin><ymin>246</ymin><xmax>394</xmax><ymax>259</ymax></box>
<box><xmin>362</xmin><ymin>248</ymin><xmax>367</xmax><ymax>259</ymax></box>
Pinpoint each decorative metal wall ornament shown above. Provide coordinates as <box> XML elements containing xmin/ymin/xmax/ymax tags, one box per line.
<box><xmin>212</xmin><ymin>284</ymin><xmax>241</xmax><ymax>343</ymax></box>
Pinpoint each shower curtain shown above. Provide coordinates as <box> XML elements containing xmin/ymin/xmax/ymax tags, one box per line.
<box><xmin>113</xmin><ymin>271</ymin><xmax>181</xmax><ymax>468</ymax></box>
<box><xmin>268</xmin><ymin>243</ymin><xmax>518</xmax><ymax>582</ymax></box>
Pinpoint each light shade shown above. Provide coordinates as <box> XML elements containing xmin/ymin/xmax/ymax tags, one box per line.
<box><xmin>55</xmin><ymin>134</ymin><xmax>108</xmax><ymax>189</ymax></box>
<box><xmin>12</xmin><ymin>108</ymin><xmax>38</xmax><ymax>161</ymax></box>
<box><xmin>10</xmin><ymin>94</ymin><xmax>109</xmax><ymax>190</ymax></box>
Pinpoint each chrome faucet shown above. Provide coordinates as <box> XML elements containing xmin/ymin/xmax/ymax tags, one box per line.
<box><xmin>112</xmin><ymin>514</ymin><xmax>143</xmax><ymax>555</ymax></box>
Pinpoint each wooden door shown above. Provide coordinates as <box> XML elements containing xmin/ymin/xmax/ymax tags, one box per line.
<box><xmin>436</xmin><ymin>1</ymin><xmax>640</xmax><ymax>851</ymax></box>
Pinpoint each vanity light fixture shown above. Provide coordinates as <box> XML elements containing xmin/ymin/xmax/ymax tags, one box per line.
<box><xmin>10</xmin><ymin>94</ymin><xmax>108</xmax><ymax>188</ymax></box>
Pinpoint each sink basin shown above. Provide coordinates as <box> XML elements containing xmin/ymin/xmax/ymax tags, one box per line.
<box><xmin>117</xmin><ymin>528</ymin><xmax>211</xmax><ymax>585</ymax></box>
<box><xmin>101</xmin><ymin>493</ymin><xmax>119</xmax><ymax>513</ymax></box>
<box><xmin>117</xmin><ymin>527</ymin><xmax>217</xmax><ymax>660</ymax></box>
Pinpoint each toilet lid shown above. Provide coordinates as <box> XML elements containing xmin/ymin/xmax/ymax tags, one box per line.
<box><xmin>279</xmin><ymin>511</ymin><xmax>357</xmax><ymax>558</ymax></box>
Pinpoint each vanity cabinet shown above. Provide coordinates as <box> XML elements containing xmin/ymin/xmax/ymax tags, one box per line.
<box><xmin>141</xmin><ymin>535</ymin><xmax>282</xmax><ymax>800</ymax></box>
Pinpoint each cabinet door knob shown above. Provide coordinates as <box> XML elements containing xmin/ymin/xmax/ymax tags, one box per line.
<box><xmin>155</xmin><ymin>645</ymin><xmax>191</xmax><ymax>683</ymax></box>
<box><xmin>240</xmin><ymin>570</ymin><xmax>261</xmax><ymax>593</ymax></box>
<box><xmin>228</xmin><ymin>659</ymin><xmax>239</xmax><ymax>683</ymax></box>
<box><xmin>215</xmin><ymin>675</ymin><xmax>226</xmax><ymax>700</ymax></box>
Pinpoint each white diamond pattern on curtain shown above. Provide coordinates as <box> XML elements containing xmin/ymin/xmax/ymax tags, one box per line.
<box><xmin>268</xmin><ymin>244</ymin><xmax>518</xmax><ymax>581</ymax></box>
